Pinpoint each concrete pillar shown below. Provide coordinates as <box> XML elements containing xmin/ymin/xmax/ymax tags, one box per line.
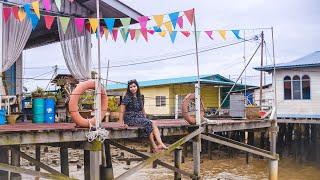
<box><xmin>269</xmin><ymin>120</ymin><xmax>278</xmax><ymax>180</ymax></box>
<box><xmin>192</xmin><ymin>135</ymin><xmax>201</xmax><ymax>180</ymax></box>
<box><xmin>100</xmin><ymin>142</ymin><xmax>114</xmax><ymax>180</ymax></box>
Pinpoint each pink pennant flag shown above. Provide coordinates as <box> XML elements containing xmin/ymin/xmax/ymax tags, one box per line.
<box><xmin>3</xmin><ymin>7</ymin><xmax>11</xmax><ymax>23</ymax></box>
<box><xmin>74</xmin><ymin>18</ymin><xmax>85</xmax><ymax>33</ymax></box>
<box><xmin>138</xmin><ymin>16</ymin><xmax>149</xmax><ymax>29</ymax></box>
<box><xmin>112</xmin><ymin>29</ymin><xmax>119</xmax><ymax>41</ymax></box>
<box><xmin>12</xmin><ymin>6</ymin><xmax>20</xmax><ymax>20</ymax></box>
<box><xmin>184</xmin><ymin>9</ymin><xmax>194</xmax><ymax>25</ymax></box>
<box><xmin>205</xmin><ymin>31</ymin><xmax>213</xmax><ymax>40</ymax></box>
<box><xmin>177</xmin><ymin>16</ymin><xmax>183</xmax><ymax>29</ymax></box>
<box><xmin>140</xmin><ymin>28</ymin><xmax>148</xmax><ymax>42</ymax></box>
<box><xmin>181</xmin><ymin>31</ymin><xmax>191</xmax><ymax>37</ymax></box>
<box><xmin>147</xmin><ymin>29</ymin><xmax>155</xmax><ymax>35</ymax></box>
<box><xmin>44</xmin><ymin>15</ymin><xmax>55</xmax><ymax>30</ymax></box>
<box><xmin>129</xmin><ymin>29</ymin><xmax>136</xmax><ymax>40</ymax></box>
<box><xmin>44</xmin><ymin>0</ymin><xmax>51</xmax><ymax>12</ymax></box>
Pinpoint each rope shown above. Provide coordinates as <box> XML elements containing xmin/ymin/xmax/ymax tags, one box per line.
<box><xmin>85</xmin><ymin>119</ymin><xmax>109</xmax><ymax>142</ymax></box>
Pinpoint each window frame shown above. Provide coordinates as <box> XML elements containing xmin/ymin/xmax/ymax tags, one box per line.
<box><xmin>283</xmin><ymin>76</ymin><xmax>292</xmax><ymax>100</ymax></box>
<box><xmin>302</xmin><ymin>75</ymin><xmax>311</xmax><ymax>100</ymax></box>
<box><xmin>155</xmin><ymin>96</ymin><xmax>166</xmax><ymax>107</ymax></box>
<box><xmin>292</xmin><ymin>75</ymin><xmax>301</xmax><ymax>100</ymax></box>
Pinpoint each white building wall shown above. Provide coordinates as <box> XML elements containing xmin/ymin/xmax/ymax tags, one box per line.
<box><xmin>253</xmin><ymin>85</ymin><xmax>274</xmax><ymax>108</ymax></box>
<box><xmin>274</xmin><ymin>67</ymin><xmax>320</xmax><ymax>117</ymax></box>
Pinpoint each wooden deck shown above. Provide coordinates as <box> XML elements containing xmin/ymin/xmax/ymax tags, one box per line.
<box><xmin>0</xmin><ymin>119</ymin><xmax>272</xmax><ymax>146</ymax></box>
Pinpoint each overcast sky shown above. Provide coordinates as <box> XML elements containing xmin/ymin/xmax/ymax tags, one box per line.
<box><xmin>23</xmin><ymin>0</ymin><xmax>320</xmax><ymax>91</ymax></box>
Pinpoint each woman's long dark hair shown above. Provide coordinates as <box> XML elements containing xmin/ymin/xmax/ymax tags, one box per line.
<box><xmin>125</xmin><ymin>79</ymin><xmax>141</xmax><ymax>97</ymax></box>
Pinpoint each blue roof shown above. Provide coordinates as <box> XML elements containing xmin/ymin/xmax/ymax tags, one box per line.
<box><xmin>106</xmin><ymin>74</ymin><xmax>238</xmax><ymax>90</ymax></box>
<box><xmin>254</xmin><ymin>51</ymin><xmax>320</xmax><ymax>72</ymax></box>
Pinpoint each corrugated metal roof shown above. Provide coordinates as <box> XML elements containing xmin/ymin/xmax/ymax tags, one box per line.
<box><xmin>254</xmin><ymin>51</ymin><xmax>320</xmax><ymax>72</ymax></box>
<box><xmin>106</xmin><ymin>74</ymin><xmax>240</xmax><ymax>90</ymax></box>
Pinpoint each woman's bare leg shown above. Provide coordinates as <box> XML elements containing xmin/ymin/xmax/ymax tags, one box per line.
<box><xmin>149</xmin><ymin>133</ymin><xmax>157</xmax><ymax>149</ymax></box>
<box><xmin>152</xmin><ymin>122</ymin><xmax>167</xmax><ymax>149</ymax></box>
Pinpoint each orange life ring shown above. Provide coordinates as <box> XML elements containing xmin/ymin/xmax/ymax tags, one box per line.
<box><xmin>69</xmin><ymin>80</ymin><xmax>108</xmax><ymax>128</ymax></box>
<box><xmin>182</xmin><ymin>93</ymin><xmax>205</xmax><ymax>125</ymax></box>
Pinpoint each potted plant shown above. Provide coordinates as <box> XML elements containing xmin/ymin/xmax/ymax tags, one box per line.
<box><xmin>31</xmin><ymin>87</ymin><xmax>45</xmax><ymax>98</ymax></box>
<box><xmin>31</xmin><ymin>87</ymin><xmax>45</xmax><ymax>123</ymax></box>
<box><xmin>108</xmin><ymin>97</ymin><xmax>120</xmax><ymax>122</ymax></box>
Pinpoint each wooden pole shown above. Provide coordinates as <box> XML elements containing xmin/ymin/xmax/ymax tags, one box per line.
<box><xmin>100</xmin><ymin>142</ymin><xmax>114</xmax><ymax>180</ymax></box>
<box><xmin>84</xmin><ymin>150</ymin><xmax>91</xmax><ymax>180</ymax></box>
<box><xmin>0</xmin><ymin>2</ymin><xmax>3</xmax><ymax>108</ymax></box>
<box><xmin>259</xmin><ymin>31</ymin><xmax>264</xmax><ymax>107</ymax></box>
<box><xmin>60</xmin><ymin>147</ymin><xmax>69</xmax><ymax>176</ymax></box>
<box><xmin>269</xmin><ymin>120</ymin><xmax>279</xmax><ymax>180</ymax></box>
<box><xmin>10</xmin><ymin>146</ymin><xmax>21</xmax><ymax>180</ymax></box>
<box><xmin>174</xmin><ymin>147</ymin><xmax>182</xmax><ymax>180</ymax></box>
<box><xmin>0</xmin><ymin>147</ymin><xmax>9</xmax><ymax>180</ymax></box>
<box><xmin>192</xmin><ymin>135</ymin><xmax>201</xmax><ymax>180</ymax></box>
<box><xmin>35</xmin><ymin>145</ymin><xmax>40</xmax><ymax>180</ymax></box>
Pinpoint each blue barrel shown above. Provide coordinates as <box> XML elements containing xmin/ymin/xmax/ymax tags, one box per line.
<box><xmin>32</xmin><ymin>98</ymin><xmax>45</xmax><ymax>123</ymax></box>
<box><xmin>44</xmin><ymin>98</ymin><xmax>55</xmax><ymax>123</ymax></box>
<box><xmin>0</xmin><ymin>109</ymin><xmax>6</xmax><ymax>125</ymax></box>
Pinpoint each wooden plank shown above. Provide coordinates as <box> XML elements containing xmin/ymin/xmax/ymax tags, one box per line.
<box><xmin>192</xmin><ymin>134</ymin><xmax>201</xmax><ymax>179</ymax></box>
<box><xmin>0</xmin><ymin>163</ymin><xmax>77</xmax><ymax>180</ymax></box>
<box><xmin>201</xmin><ymin>134</ymin><xmax>278</xmax><ymax>160</ymax></box>
<box><xmin>108</xmin><ymin>140</ymin><xmax>196</xmax><ymax>179</ymax></box>
<box><xmin>277</xmin><ymin>119</ymin><xmax>320</xmax><ymax>124</ymax></box>
<box><xmin>115</xmin><ymin>127</ymin><xmax>204</xmax><ymax>180</ymax></box>
<box><xmin>60</xmin><ymin>147</ymin><xmax>69</xmax><ymax>176</ymax></box>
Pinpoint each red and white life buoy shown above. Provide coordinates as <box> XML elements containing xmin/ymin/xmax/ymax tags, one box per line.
<box><xmin>69</xmin><ymin>80</ymin><xmax>108</xmax><ymax>128</ymax></box>
<box><xmin>181</xmin><ymin>93</ymin><xmax>205</xmax><ymax>125</ymax></box>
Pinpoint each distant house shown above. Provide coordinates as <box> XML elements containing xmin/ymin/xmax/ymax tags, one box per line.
<box><xmin>106</xmin><ymin>74</ymin><xmax>246</xmax><ymax>116</ymax></box>
<box><xmin>255</xmin><ymin>51</ymin><xmax>320</xmax><ymax>118</ymax></box>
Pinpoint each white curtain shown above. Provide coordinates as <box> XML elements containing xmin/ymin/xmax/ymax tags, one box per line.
<box><xmin>1</xmin><ymin>11</ymin><xmax>32</xmax><ymax>96</ymax></box>
<box><xmin>58</xmin><ymin>18</ymin><xmax>92</xmax><ymax>81</ymax></box>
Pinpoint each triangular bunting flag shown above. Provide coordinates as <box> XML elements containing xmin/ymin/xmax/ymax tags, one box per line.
<box><xmin>29</xmin><ymin>13</ymin><xmax>39</xmax><ymax>30</ymax></box>
<box><xmin>104</xmin><ymin>18</ymin><xmax>115</xmax><ymax>33</ymax></box>
<box><xmin>59</xmin><ymin>17</ymin><xmax>70</xmax><ymax>33</ymax></box>
<box><xmin>23</xmin><ymin>4</ymin><xmax>31</xmax><ymax>17</ymax></box>
<box><xmin>153</xmin><ymin>26</ymin><xmax>162</xmax><ymax>32</ymax></box>
<box><xmin>164</xmin><ymin>21</ymin><xmax>173</xmax><ymax>33</ymax></box>
<box><xmin>218</xmin><ymin>30</ymin><xmax>227</xmax><ymax>40</ymax></box>
<box><xmin>194</xmin><ymin>31</ymin><xmax>201</xmax><ymax>42</ymax></box>
<box><xmin>159</xmin><ymin>31</ymin><xmax>166</xmax><ymax>37</ymax></box>
<box><xmin>55</xmin><ymin>0</ymin><xmax>61</xmax><ymax>11</ymax></box>
<box><xmin>184</xmin><ymin>9</ymin><xmax>194</xmax><ymax>25</ymax></box>
<box><xmin>168</xmin><ymin>12</ymin><xmax>179</xmax><ymax>29</ymax></box>
<box><xmin>147</xmin><ymin>29</ymin><xmax>155</xmax><ymax>35</ymax></box>
<box><xmin>104</xmin><ymin>28</ymin><xmax>109</xmax><ymax>41</ymax></box>
<box><xmin>3</xmin><ymin>7</ymin><xmax>11</xmax><ymax>23</ymax></box>
<box><xmin>112</xmin><ymin>29</ymin><xmax>118</xmax><ymax>41</ymax></box>
<box><xmin>138</xmin><ymin>16</ymin><xmax>148</xmax><ymax>29</ymax></box>
<box><xmin>32</xmin><ymin>1</ymin><xmax>40</xmax><ymax>19</ymax></box>
<box><xmin>44</xmin><ymin>15</ymin><xmax>55</xmax><ymax>30</ymax></box>
<box><xmin>89</xmin><ymin>18</ymin><xmax>99</xmax><ymax>33</ymax></box>
<box><xmin>120</xmin><ymin>18</ymin><xmax>131</xmax><ymax>27</ymax></box>
<box><xmin>99</xmin><ymin>27</ymin><xmax>104</xmax><ymax>38</ymax></box>
<box><xmin>169</xmin><ymin>31</ymin><xmax>178</xmax><ymax>43</ymax></box>
<box><xmin>135</xmin><ymin>29</ymin><xmax>141</xmax><ymax>41</ymax></box>
<box><xmin>18</xmin><ymin>9</ymin><xmax>26</xmax><ymax>22</ymax></box>
<box><xmin>205</xmin><ymin>31</ymin><xmax>213</xmax><ymax>40</ymax></box>
<box><xmin>74</xmin><ymin>18</ymin><xmax>85</xmax><ymax>33</ymax></box>
<box><xmin>44</xmin><ymin>0</ymin><xmax>51</xmax><ymax>12</ymax></box>
<box><xmin>153</xmin><ymin>14</ymin><xmax>164</xmax><ymax>27</ymax></box>
<box><xmin>177</xmin><ymin>16</ymin><xmax>183</xmax><ymax>29</ymax></box>
<box><xmin>140</xmin><ymin>28</ymin><xmax>148</xmax><ymax>42</ymax></box>
<box><xmin>181</xmin><ymin>31</ymin><xmax>191</xmax><ymax>37</ymax></box>
<box><xmin>85</xmin><ymin>23</ymin><xmax>91</xmax><ymax>32</ymax></box>
<box><xmin>120</xmin><ymin>28</ymin><xmax>129</xmax><ymax>43</ymax></box>
<box><xmin>129</xmin><ymin>29</ymin><xmax>136</xmax><ymax>40</ymax></box>
<box><xmin>231</xmin><ymin>30</ymin><xmax>241</xmax><ymax>39</ymax></box>
<box><xmin>12</xmin><ymin>6</ymin><xmax>20</xmax><ymax>20</ymax></box>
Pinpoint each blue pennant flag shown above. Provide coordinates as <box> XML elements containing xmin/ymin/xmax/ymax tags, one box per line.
<box><xmin>169</xmin><ymin>31</ymin><xmax>178</xmax><ymax>43</ymax></box>
<box><xmin>29</xmin><ymin>13</ymin><xmax>39</xmax><ymax>30</ymax></box>
<box><xmin>23</xmin><ymin>4</ymin><xmax>32</xmax><ymax>17</ymax></box>
<box><xmin>169</xmin><ymin>12</ymin><xmax>179</xmax><ymax>29</ymax></box>
<box><xmin>153</xmin><ymin>26</ymin><xmax>162</xmax><ymax>32</ymax></box>
<box><xmin>104</xmin><ymin>18</ymin><xmax>115</xmax><ymax>33</ymax></box>
<box><xmin>231</xmin><ymin>30</ymin><xmax>241</xmax><ymax>39</ymax></box>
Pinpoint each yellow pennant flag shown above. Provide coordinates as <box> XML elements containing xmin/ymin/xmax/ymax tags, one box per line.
<box><xmin>218</xmin><ymin>30</ymin><xmax>227</xmax><ymax>40</ymax></box>
<box><xmin>159</xmin><ymin>31</ymin><xmax>166</xmax><ymax>37</ymax></box>
<box><xmin>89</xmin><ymin>18</ymin><xmax>99</xmax><ymax>33</ymax></box>
<box><xmin>32</xmin><ymin>1</ymin><xmax>40</xmax><ymax>19</ymax></box>
<box><xmin>18</xmin><ymin>9</ymin><xmax>26</xmax><ymax>22</ymax></box>
<box><xmin>164</xmin><ymin>21</ymin><xmax>173</xmax><ymax>33</ymax></box>
<box><xmin>153</xmin><ymin>15</ymin><xmax>164</xmax><ymax>27</ymax></box>
<box><xmin>104</xmin><ymin>27</ymin><xmax>109</xmax><ymax>41</ymax></box>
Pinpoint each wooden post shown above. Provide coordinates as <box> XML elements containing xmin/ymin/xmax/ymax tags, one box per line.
<box><xmin>175</xmin><ymin>95</ymin><xmax>179</xmax><ymax>119</ymax></box>
<box><xmin>259</xmin><ymin>31</ymin><xmax>264</xmax><ymax>107</ymax></box>
<box><xmin>60</xmin><ymin>147</ymin><xmax>69</xmax><ymax>176</ymax></box>
<box><xmin>0</xmin><ymin>147</ymin><xmax>9</xmax><ymax>180</ymax></box>
<box><xmin>174</xmin><ymin>147</ymin><xmax>182</xmax><ymax>180</ymax></box>
<box><xmin>84</xmin><ymin>150</ymin><xmax>91</xmax><ymax>180</ymax></box>
<box><xmin>269</xmin><ymin>120</ymin><xmax>278</xmax><ymax>180</ymax></box>
<box><xmin>208</xmin><ymin>141</ymin><xmax>212</xmax><ymax>160</ymax></box>
<box><xmin>84</xmin><ymin>140</ymin><xmax>102</xmax><ymax>180</ymax></box>
<box><xmin>192</xmin><ymin>135</ymin><xmax>201</xmax><ymax>180</ymax></box>
<box><xmin>35</xmin><ymin>145</ymin><xmax>40</xmax><ymax>180</ymax></box>
<box><xmin>10</xmin><ymin>146</ymin><xmax>21</xmax><ymax>180</ymax></box>
<box><xmin>100</xmin><ymin>142</ymin><xmax>114</xmax><ymax>180</ymax></box>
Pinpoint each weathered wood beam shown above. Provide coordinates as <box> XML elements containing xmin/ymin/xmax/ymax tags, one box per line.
<box><xmin>0</xmin><ymin>163</ymin><xmax>77</xmax><ymax>180</ymax></box>
<box><xmin>108</xmin><ymin>140</ymin><xmax>196</xmax><ymax>179</ymax></box>
<box><xmin>201</xmin><ymin>134</ymin><xmax>278</xmax><ymax>160</ymax></box>
<box><xmin>115</xmin><ymin>127</ymin><xmax>204</xmax><ymax>180</ymax></box>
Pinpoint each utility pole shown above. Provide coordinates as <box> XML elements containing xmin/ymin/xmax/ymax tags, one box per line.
<box><xmin>259</xmin><ymin>31</ymin><xmax>264</xmax><ymax>107</ymax></box>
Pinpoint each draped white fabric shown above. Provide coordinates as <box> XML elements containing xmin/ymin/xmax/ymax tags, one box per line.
<box><xmin>58</xmin><ymin>18</ymin><xmax>92</xmax><ymax>81</ymax></box>
<box><xmin>1</xmin><ymin>12</ymin><xmax>32</xmax><ymax>96</ymax></box>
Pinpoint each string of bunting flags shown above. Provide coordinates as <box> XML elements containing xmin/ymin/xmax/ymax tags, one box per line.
<box><xmin>2</xmin><ymin>2</ymin><xmax>242</xmax><ymax>43</ymax></box>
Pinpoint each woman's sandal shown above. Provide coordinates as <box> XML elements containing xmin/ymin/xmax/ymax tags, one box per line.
<box><xmin>151</xmin><ymin>147</ymin><xmax>162</xmax><ymax>153</ymax></box>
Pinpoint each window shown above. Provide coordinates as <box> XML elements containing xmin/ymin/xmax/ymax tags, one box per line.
<box><xmin>284</xmin><ymin>76</ymin><xmax>292</xmax><ymax>100</ymax></box>
<box><xmin>292</xmin><ymin>75</ymin><xmax>301</xmax><ymax>99</ymax></box>
<box><xmin>156</xmin><ymin>96</ymin><xmax>166</xmax><ymax>107</ymax></box>
<box><xmin>302</xmin><ymin>75</ymin><xmax>311</xmax><ymax>99</ymax></box>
